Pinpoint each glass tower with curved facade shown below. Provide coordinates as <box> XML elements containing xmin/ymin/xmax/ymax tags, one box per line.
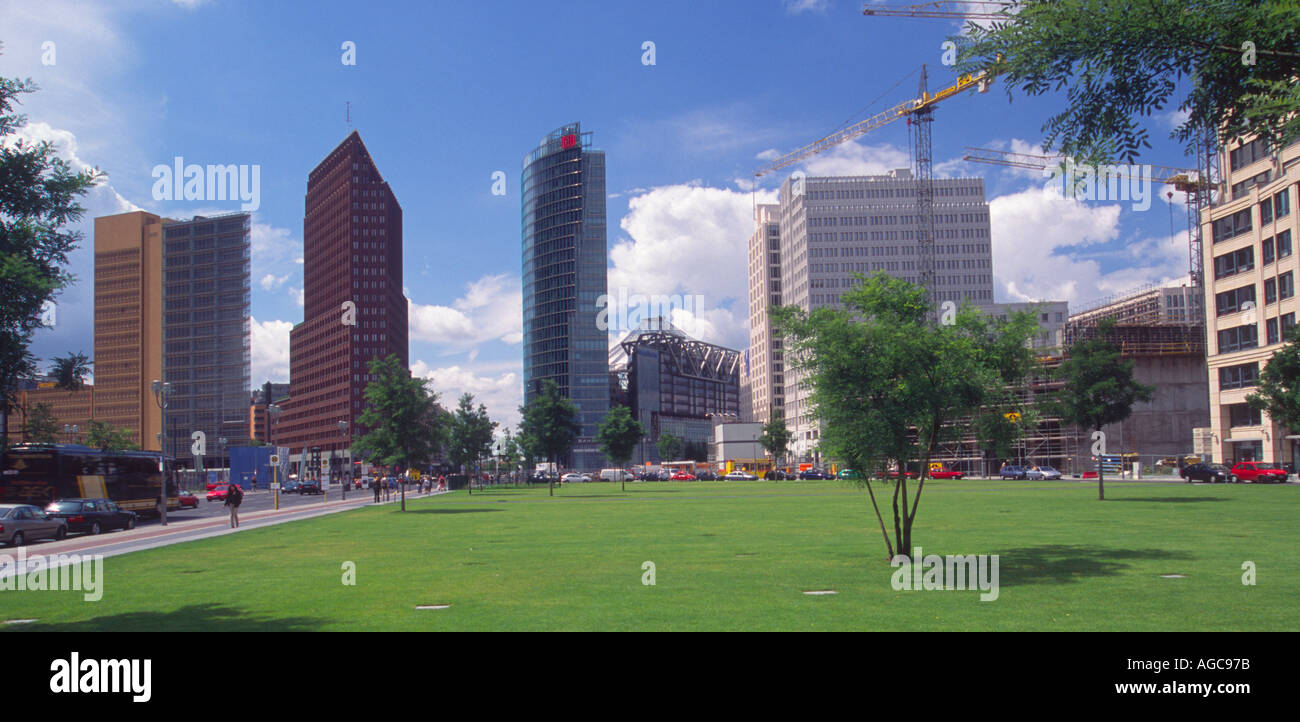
<box><xmin>522</xmin><ymin>122</ymin><xmax>609</xmax><ymax>470</ymax></box>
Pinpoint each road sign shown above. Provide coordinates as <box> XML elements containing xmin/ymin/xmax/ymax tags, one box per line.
<box><xmin>270</xmin><ymin>454</ymin><xmax>279</xmax><ymax>465</ymax></box>
<box><xmin>270</xmin><ymin>483</ymin><xmax>280</xmax><ymax>490</ymax></box>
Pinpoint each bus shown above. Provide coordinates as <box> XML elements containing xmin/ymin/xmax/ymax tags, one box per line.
<box><xmin>0</xmin><ymin>443</ymin><xmax>178</xmax><ymax>515</ymax></box>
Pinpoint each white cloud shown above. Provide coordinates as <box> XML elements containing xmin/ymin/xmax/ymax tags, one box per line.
<box><xmin>989</xmin><ymin>185</ymin><xmax>1188</xmax><ymax>305</ymax></box>
<box><xmin>785</xmin><ymin>0</ymin><xmax>831</xmax><ymax>14</ymax></box>
<box><xmin>606</xmin><ymin>184</ymin><xmax>776</xmax><ymax>352</ymax></box>
<box><xmin>250</xmin><ymin>317</ymin><xmax>293</xmax><ymax>384</ymax></box>
<box><xmin>797</xmin><ymin>140</ymin><xmax>911</xmax><ymax>177</ymax></box>
<box><xmin>259</xmin><ymin>273</ymin><xmax>290</xmax><ymax>291</ymax></box>
<box><xmin>408</xmin><ymin>273</ymin><xmax>523</xmax><ymax>351</ymax></box>
<box><xmin>411</xmin><ymin>360</ymin><xmax>523</xmax><ymax>432</ymax></box>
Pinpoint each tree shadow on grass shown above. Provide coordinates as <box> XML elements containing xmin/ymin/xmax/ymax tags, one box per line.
<box><xmin>404</xmin><ymin>508</ymin><xmax>504</xmax><ymax>515</ymax></box>
<box><xmin>6</xmin><ymin>603</ymin><xmax>326</xmax><ymax>632</ymax></box>
<box><xmin>1106</xmin><ymin>497</ymin><xmax>1229</xmax><ymax>503</ymax></box>
<box><xmin>997</xmin><ymin>545</ymin><xmax>1195</xmax><ymax>587</ymax></box>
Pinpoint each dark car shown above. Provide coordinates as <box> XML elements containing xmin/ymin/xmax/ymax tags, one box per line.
<box><xmin>1181</xmin><ymin>463</ymin><xmax>1230</xmax><ymax>483</ymax></box>
<box><xmin>696</xmin><ymin>470</ymin><xmax>718</xmax><ymax>481</ymax></box>
<box><xmin>799</xmin><ymin>469</ymin><xmax>831</xmax><ymax>480</ymax></box>
<box><xmin>45</xmin><ymin>498</ymin><xmax>137</xmax><ymax>535</ymax></box>
<box><xmin>299</xmin><ymin>478</ymin><xmax>323</xmax><ymax>494</ymax></box>
<box><xmin>1</xmin><ymin>504</ymin><xmax>68</xmax><ymax>546</ymax></box>
<box><xmin>280</xmin><ymin>479</ymin><xmax>301</xmax><ymax>494</ymax></box>
<box><xmin>999</xmin><ymin>465</ymin><xmax>1026</xmax><ymax>480</ymax></box>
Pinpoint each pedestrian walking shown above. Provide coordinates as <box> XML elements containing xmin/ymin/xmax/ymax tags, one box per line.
<box><xmin>225</xmin><ymin>483</ymin><xmax>244</xmax><ymax>528</ymax></box>
<box><xmin>373</xmin><ymin>477</ymin><xmax>381</xmax><ymax>502</ymax></box>
<box><xmin>251</xmin><ymin>472</ymin><xmax>258</xmax><ymax>492</ymax></box>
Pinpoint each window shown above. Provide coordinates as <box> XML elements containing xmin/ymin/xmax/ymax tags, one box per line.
<box><xmin>1218</xmin><ymin>324</ymin><xmax>1258</xmax><ymax>353</ymax></box>
<box><xmin>1212</xmin><ymin>208</ymin><xmax>1253</xmax><ymax>242</ymax></box>
<box><xmin>1267</xmin><ymin>317</ymin><xmax>1279</xmax><ymax>344</ymax></box>
<box><xmin>1278</xmin><ymin>230</ymin><xmax>1292</xmax><ymax>259</ymax></box>
<box><xmin>1263</xmin><ymin>236</ymin><xmax>1275</xmax><ymax>265</ymax></box>
<box><xmin>1281</xmin><ymin>272</ymin><xmax>1295</xmax><ymax>300</ymax></box>
<box><xmin>1216</xmin><ymin>284</ymin><xmax>1256</xmax><ymax>315</ymax></box>
<box><xmin>1228</xmin><ymin>403</ymin><xmax>1262</xmax><ymax>427</ymax></box>
<box><xmin>1213</xmin><ymin>247</ymin><xmax>1254</xmax><ymax>279</ymax></box>
<box><xmin>1218</xmin><ymin>362</ymin><xmax>1260</xmax><ymax>390</ymax></box>
<box><xmin>1262</xmin><ymin>197</ymin><xmax>1274</xmax><ymax>226</ymax></box>
<box><xmin>1230</xmin><ymin>137</ymin><xmax>1269</xmax><ymax>171</ymax></box>
<box><xmin>1276</xmin><ymin>188</ymin><xmax>1291</xmax><ymax>219</ymax></box>
<box><xmin>1265</xmin><ymin>277</ymin><xmax>1277</xmax><ymax>305</ymax></box>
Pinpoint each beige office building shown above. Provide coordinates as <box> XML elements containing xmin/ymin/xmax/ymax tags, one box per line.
<box><xmin>1204</xmin><ymin>136</ymin><xmax>1300</xmax><ymax>466</ymax></box>
<box><xmin>93</xmin><ymin>211</ymin><xmax>166</xmax><ymax>451</ymax></box>
<box><xmin>745</xmin><ymin>203</ymin><xmax>784</xmax><ymax>425</ymax></box>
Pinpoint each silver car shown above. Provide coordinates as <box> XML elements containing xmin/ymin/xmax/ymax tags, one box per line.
<box><xmin>0</xmin><ymin>504</ymin><xmax>68</xmax><ymax>547</ymax></box>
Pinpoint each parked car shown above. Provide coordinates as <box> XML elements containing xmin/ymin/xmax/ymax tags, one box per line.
<box><xmin>928</xmin><ymin>468</ymin><xmax>965</xmax><ymax>479</ymax></box>
<box><xmin>670</xmin><ymin>472</ymin><xmax>697</xmax><ymax>481</ymax></box>
<box><xmin>1229</xmin><ymin>461</ymin><xmax>1288</xmax><ymax>484</ymax></box>
<box><xmin>279</xmin><ymin>479</ymin><xmax>301</xmax><ymax>494</ymax></box>
<box><xmin>1036</xmin><ymin>465</ymin><xmax>1062</xmax><ymax>480</ymax></box>
<box><xmin>724</xmin><ymin>471</ymin><xmax>758</xmax><ymax>480</ymax></box>
<box><xmin>207</xmin><ymin>484</ymin><xmax>232</xmax><ymax>502</ymax></box>
<box><xmin>1024</xmin><ymin>466</ymin><xmax>1045</xmax><ymax>480</ymax></box>
<box><xmin>798</xmin><ymin>469</ymin><xmax>831</xmax><ymax>480</ymax></box>
<box><xmin>696</xmin><ymin>470</ymin><xmax>718</xmax><ymax>481</ymax></box>
<box><xmin>45</xmin><ymin>499</ymin><xmax>137</xmax><ymax>535</ymax></box>
<box><xmin>837</xmin><ymin>469</ymin><xmax>863</xmax><ymax>480</ymax></box>
<box><xmin>177</xmin><ymin>490</ymin><xmax>200</xmax><ymax>509</ymax></box>
<box><xmin>888</xmin><ymin>469</ymin><xmax>918</xmax><ymax>479</ymax></box>
<box><xmin>600</xmin><ymin>469</ymin><xmax>632</xmax><ymax>483</ymax></box>
<box><xmin>561</xmin><ymin>473</ymin><xmax>587</xmax><ymax>483</ymax></box>
<box><xmin>1000</xmin><ymin>465</ymin><xmax>1027</xmax><ymax>480</ymax></box>
<box><xmin>1180</xmin><ymin>463</ymin><xmax>1230</xmax><ymax>483</ymax></box>
<box><xmin>1</xmin><ymin>503</ymin><xmax>68</xmax><ymax>546</ymax></box>
<box><xmin>299</xmin><ymin>478</ymin><xmax>323</xmax><ymax>494</ymax></box>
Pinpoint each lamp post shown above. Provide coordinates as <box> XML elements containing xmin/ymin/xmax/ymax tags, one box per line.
<box><xmin>218</xmin><ymin>437</ymin><xmax>227</xmax><ymax>484</ymax></box>
<box><xmin>151</xmin><ymin>380</ymin><xmax>171</xmax><ymax>526</ymax></box>
<box><xmin>338</xmin><ymin>420</ymin><xmax>348</xmax><ymax>499</ymax></box>
<box><xmin>268</xmin><ymin>403</ymin><xmax>281</xmax><ymax>510</ymax></box>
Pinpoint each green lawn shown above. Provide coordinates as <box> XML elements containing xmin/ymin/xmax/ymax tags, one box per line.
<box><xmin>2</xmin><ymin>479</ymin><xmax>1295</xmax><ymax>631</ymax></box>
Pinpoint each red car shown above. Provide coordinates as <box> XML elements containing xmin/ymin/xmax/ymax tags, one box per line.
<box><xmin>929</xmin><ymin>470</ymin><xmax>964</xmax><ymax>479</ymax></box>
<box><xmin>206</xmin><ymin>483</ymin><xmax>240</xmax><ymax>502</ymax></box>
<box><xmin>177</xmin><ymin>490</ymin><xmax>200</xmax><ymax>509</ymax></box>
<box><xmin>670</xmin><ymin>472</ymin><xmax>697</xmax><ymax>481</ymax></box>
<box><xmin>1228</xmin><ymin>462</ymin><xmax>1288</xmax><ymax>484</ymax></box>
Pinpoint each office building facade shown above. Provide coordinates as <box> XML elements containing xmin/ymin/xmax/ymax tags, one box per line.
<box><xmin>281</xmin><ymin>131</ymin><xmax>409</xmax><ymax>473</ymax></box>
<box><xmin>746</xmin><ymin>203</ymin><xmax>784</xmax><ymax>425</ymax></box>
<box><xmin>521</xmin><ymin>122</ymin><xmax>609</xmax><ymax>469</ymax></box>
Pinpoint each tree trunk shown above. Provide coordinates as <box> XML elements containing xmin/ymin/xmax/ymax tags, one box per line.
<box><xmin>1097</xmin><ymin>434</ymin><xmax>1105</xmax><ymax>501</ymax></box>
<box><xmin>863</xmin><ymin>479</ymin><xmax>895</xmax><ymax>561</ymax></box>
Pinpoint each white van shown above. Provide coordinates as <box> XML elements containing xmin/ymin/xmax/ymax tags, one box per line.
<box><xmin>599</xmin><ymin>468</ymin><xmax>631</xmax><ymax>483</ymax></box>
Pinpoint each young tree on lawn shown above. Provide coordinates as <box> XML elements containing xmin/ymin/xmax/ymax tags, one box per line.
<box><xmin>515</xmin><ymin>426</ymin><xmax>542</xmax><ymax>485</ymax></box>
<box><xmin>952</xmin><ymin>0</ymin><xmax>1300</xmax><ymax>168</ymax></box>
<box><xmin>353</xmin><ymin>354</ymin><xmax>444</xmax><ymax>511</ymax></box>
<box><xmin>773</xmin><ymin>272</ymin><xmax>1040</xmax><ymax>560</ymax></box>
<box><xmin>0</xmin><ymin>70</ymin><xmax>103</xmax><ymax>448</ymax></box>
<box><xmin>1052</xmin><ymin>319</ymin><xmax>1155</xmax><ymax>501</ymax></box>
<box><xmin>759</xmin><ymin>416</ymin><xmax>793</xmax><ymax>477</ymax></box>
<box><xmin>498</xmin><ymin>429</ymin><xmax>521</xmax><ymax>484</ymax></box>
<box><xmin>656</xmin><ymin>432</ymin><xmax>683</xmax><ymax>464</ymax></box>
<box><xmin>1247</xmin><ymin>327</ymin><xmax>1300</xmax><ymax>438</ymax></box>
<box><xmin>23</xmin><ymin>402</ymin><xmax>58</xmax><ymax>444</ymax></box>
<box><xmin>597</xmin><ymin>404</ymin><xmax>644</xmax><ymax>490</ymax></box>
<box><xmin>448</xmin><ymin>393</ymin><xmax>497</xmax><ymax>493</ymax></box>
<box><xmin>518</xmin><ymin>379</ymin><xmax>580</xmax><ymax>496</ymax></box>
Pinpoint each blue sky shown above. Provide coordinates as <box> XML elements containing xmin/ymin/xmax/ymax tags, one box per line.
<box><xmin>4</xmin><ymin>0</ymin><xmax>1199</xmax><ymax>430</ymax></box>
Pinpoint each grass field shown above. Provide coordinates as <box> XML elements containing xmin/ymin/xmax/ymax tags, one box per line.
<box><xmin>2</xmin><ymin>479</ymin><xmax>1296</xmax><ymax>631</ymax></box>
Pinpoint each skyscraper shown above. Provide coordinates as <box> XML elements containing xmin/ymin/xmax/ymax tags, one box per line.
<box><xmin>280</xmin><ymin>131</ymin><xmax>408</xmax><ymax>475</ymax></box>
<box><xmin>93</xmin><ymin>211</ymin><xmax>166</xmax><ymax>451</ymax></box>
<box><xmin>521</xmin><ymin>122</ymin><xmax>609</xmax><ymax>469</ymax></box>
<box><xmin>756</xmin><ymin>171</ymin><xmax>995</xmax><ymax>463</ymax></box>
<box><xmin>746</xmin><ymin>203</ymin><xmax>784</xmax><ymax>426</ymax></box>
<box><xmin>160</xmin><ymin>212</ymin><xmax>252</xmax><ymax>464</ymax></box>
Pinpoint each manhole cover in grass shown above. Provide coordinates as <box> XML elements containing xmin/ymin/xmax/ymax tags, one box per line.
<box><xmin>803</xmin><ymin>590</ymin><xmax>837</xmax><ymax>596</ymax></box>
<box><xmin>415</xmin><ymin>604</ymin><xmax>451</xmax><ymax>610</ymax></box>
<box><xmin>3</xmin><ymin>619</ymin><xmax>38</xmax><ymax>625</ymax></box>
<box><xmin>1160</xmin><ymin>574</ymin><xmax>1187</xmax><ymax>578</ymax></box>
<box><xmin>735</xmin><ymin>553</ymin><xmax>756</xmax><ymax>558</ymax></box>
<box><xmin>179</xmin><ymin>569</ymin><xmax>205</xmax><ymax>574</ymax></box>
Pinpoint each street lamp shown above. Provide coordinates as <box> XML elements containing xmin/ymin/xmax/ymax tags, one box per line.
<box><xmin>337</xmin><ymin>420</ymin><xmax>348</xmax><ymax>499</ymax></box>
<box><xmin>218</xmin><ymin>437</ymin><xmax>227</xmax><ymax>483</ymax></box>
<box><xmin>268</xmin><ymin>403</ymin><xmax>282</xmax><ymax>510</ymax></box>
<box><xmin>151</xmin><ymin>380</ymin><xmax>171</xmax><ymax>526</ymax></box>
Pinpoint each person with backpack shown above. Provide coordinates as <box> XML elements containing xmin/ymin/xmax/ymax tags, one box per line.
<box><xmin>225</xmin><ymin>483</ymin><xmax>244</xmax><ymax>528</ymax></box>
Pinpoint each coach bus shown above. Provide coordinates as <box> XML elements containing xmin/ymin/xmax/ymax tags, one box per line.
<box><xmin>0</xmin><ymin>443</ymin><xmax>178</xmax><ymax>515</ymax></box>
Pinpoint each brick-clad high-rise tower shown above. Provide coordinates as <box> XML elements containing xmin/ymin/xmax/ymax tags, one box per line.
<box><xmin>280</xmin><ymin>131</ymin><xmax>408</xmax><ymax>475</ymax></box>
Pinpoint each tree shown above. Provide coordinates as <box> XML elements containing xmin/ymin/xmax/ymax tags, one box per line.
<box><xmin>0</xmin><ymin>70</ymin><xmax>103</xmax><ymax>447</ymax></box>
<box><xmin>759</xmin><ymin>416</ymin><xmax>793</xmax><ymax>476</ymax></box>
<box><xmin>518</xmin><ymin>379</ymin><xmax>580</xmax><ymax>496</ymax></box>
<box><xmin>1052</xmin><ymin>319</ymin><xmax>1156</xmax><ymax>501</ymax></box>
<box><xmin>515</xmin><ymin>426</ymin><xmax>543</xmax><ymax>485</ymax></box>
<box><xmin>447</xmin><ymin>393</ymin><xmax>497</xmax><ymax>493</ymax></box>
<box><xmin>23</xmin><ymin>401</ymin><xmax>58</xmax><ymax>444</ymax></box>
<box><xmin>84</xmin><ymin>420</ymin><xmax>139</xmax><ymax>451</ymax></box>
<box><xmin>772</xmin><ymin>272</ymin><xmax>1040</xmax><ymax>560</ymax></box>
<box><xmin>954</xmin><ymin>0</ymin><xmax>1300</xmax><ymax>167</ymax></box>
<box><xmin>656</xmin><ymin>432</ymin><xmax>683</xmax><ymax>463</ymax></box>
<box><xmin>498</xmin><ymin>429</ymin><xmax>521</xmax><ymax>485</ymax></box>
<box><xmin>1247</xmin><ymin>327</ymin><xmax>1300</xmax><ymax>435</ymax></box>
<box><xmin>597</xmin><ymin>405</ymin><xmax>644</xmax><ymax>490</ymax></box>
<box><xmin>353</xmin><ymin>354</ymin><xmax>444</xmax><ymax>511</ymax></box>
<box><xmin>50</xmin><ymin>352</ymin><xmax>91</xmax><ymax>391</ymax></box>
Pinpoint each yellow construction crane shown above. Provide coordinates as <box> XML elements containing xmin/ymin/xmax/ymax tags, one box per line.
<box><xmin>861</xmin><ymin>1</ymin><xmax>1017</xmax><ymax>21</ymax></box>
<box><xmin>960</xmin><ymin>146</ymin><xmax>1212</xmax><ymax>288</ymax></box>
